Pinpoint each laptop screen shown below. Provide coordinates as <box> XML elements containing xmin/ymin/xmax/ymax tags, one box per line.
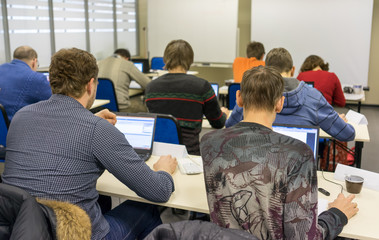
<box><xmin>272</xmin><ymin>124</ymin><xmax>319</xmax><ymax>160</ymax></box>
<box><xmin>115</xmin><ymin>115</ymin><xmax>156</xmax><ymax>151</ymax></box>
<box><xmin>134</xmin><ymin>62</ymin><xmax>143</xmax><ymax>72</ymax></box>
<box><xmin>211</xmin><ymin>83</ymin><xmax>219</xmax><ymax>98</ymax></box>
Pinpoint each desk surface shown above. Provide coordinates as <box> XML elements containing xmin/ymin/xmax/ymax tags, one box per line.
<box><xmin>91</xmin><ymin>99</ymin><xmax>110</xmax><ymax>109</ymax></box>
<box><xmin>97</xmin><ymin>156</ymin><xmax>209</xmax><ymax>213</ymax></box>
<box><xmin>318</xmin><ymin>171</ymin><xmax>379</xmax><ymax>240</ymax></box>
<box><xmin>96</xmin><ymin>157</ymin><xmax>378</xmax><ymax>239</ymax></box>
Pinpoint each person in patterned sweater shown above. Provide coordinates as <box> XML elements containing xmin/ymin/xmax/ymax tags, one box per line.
<box><xmin>145</xmin><ymin>39</ymin><xmax>229</xmax><ymax>155</ymax></box>
<box><xmin>200</xmin><ymin>66</ymin><xmax>358</xmax><ymax>239</ymax></box>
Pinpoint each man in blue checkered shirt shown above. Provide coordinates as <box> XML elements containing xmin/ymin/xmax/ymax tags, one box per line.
<box><xmin>2</xmin><ymin>48</ymin><xmax>177</xmax><ymax>240</ymax></box>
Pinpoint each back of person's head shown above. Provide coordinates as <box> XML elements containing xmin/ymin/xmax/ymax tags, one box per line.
<box><xmin>300</xmin><ymin>55</ymin><xmax>329</xmax><ymax>72</ymax></box>
<box><xmin>114</xmin><ymin>48</ymin><xmax>131</xmax><ymax>59</ymax></box>
<box><xmin>13</xmin><ymin>46</ymin><xmax>38</xmax><ymax>61</ymax></box>
<box><xmin>163</xmin><ymin>39</ymin><xmax>194</xmax><ymax>71</ymax></box>
<box><xmin>246</xmin><ymin>41</ymin><xmax>265</xmax><ymax>59</ymax></box>
<box><xmin>49</xmin><ymin>48</ymin><xmax>98</xmax><ymax>98</ymax></box>
<box><xmin>265</xmin><ymin>48</ymin><xmax>293</xmax><ymax>73</ymax></box>
<box><xmin>241</xmin><ymin>66</ymin><xmax>284</xmax><ymax>112</ymax></box>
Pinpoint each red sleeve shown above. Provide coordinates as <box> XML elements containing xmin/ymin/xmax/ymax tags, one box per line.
<box><xmin>331</xmin><ymin>73</ymin><xmax>346</xmax><ymax>107</ymax></box>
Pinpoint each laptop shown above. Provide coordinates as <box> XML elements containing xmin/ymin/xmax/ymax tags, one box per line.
<box><xmin>114</xmin><ymin>114</ymin><xmax>157</xmax><ymax>161</ymax></box>
<box><xmin>131</xmin><ymin>58</ymin><xmax>150</xmax><ymax>73</ymax></box>
<box><xmin>272</xmin><ymin>124</ymin><xmax>319</xmax><ymax>160</ymax></box>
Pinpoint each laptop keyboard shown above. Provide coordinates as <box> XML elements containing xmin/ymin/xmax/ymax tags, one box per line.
<box><xmin>138</xmin><ymin>153</ymin><xmax>151</xmax><ymax>161</ymax></box>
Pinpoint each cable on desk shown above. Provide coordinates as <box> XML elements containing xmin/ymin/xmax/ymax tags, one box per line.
<box><xmin>321</xmin><ymin>169</ymin><xmax>344</xmax><ymax>193</ymax></box>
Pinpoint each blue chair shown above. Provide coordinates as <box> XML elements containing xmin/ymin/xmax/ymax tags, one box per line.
<box><xmin>151</xmin><ymin>57</ymin><xmax>165</xmax><ymax>70</ymax></box>
<box><xmin>96</xmin><ymin>78</ymin><xmax>119</xmax><ymax>112</ymax></box>
<box><xmin>154</xmin><ymin>114</ymin><xmax>183</xmax><ymax>145</ymax></box>
<box><xmin>227</xmin><ymin>83</ymin><xmax>240</xmax><ymax>110</ymax></box>
<box><xmin>0</xmin><ymin>104</ymin><xmax>10</xmax><ymax>162</ymax></box>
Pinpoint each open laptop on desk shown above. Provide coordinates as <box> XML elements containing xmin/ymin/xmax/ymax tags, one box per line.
<box><xmin>131</xmin><ymin>58</ymin><xmax>150</xmax><ymax>73</ymax></box>
<box><xmin>114</xmin><ymin>114</ymin><xmax>156</xmax><ymax>161</ymax></box>
<box><xmin>272</xmin><ymin>124</ymin><xmax>319</xmax><ymax>160</ymax></box>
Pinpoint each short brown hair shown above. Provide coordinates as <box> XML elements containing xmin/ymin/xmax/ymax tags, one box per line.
<box><xmin>265</xmin><ymin>48</ymin><xmax>293</xmax><ymax>73</ymax></box>
<box><xmin>163</xmin><ymin>40</ymin><xmax>194</xmax><ymax>71</ymax></box>
<box><xmin>246</xmin><ymin>41</ymin><xmax>265</xmax><ymax>59</ymax></box>
<box><xmin>300</xmin><ymin>55</ymin><xmax>329</xmax><ymax>72</ymax></box>
<box><xmin>49</xmin><ymin>48</ymin><xmax>98</xmax><ymax>98</ymax></box>
<box><xmin>114</xmin><ymin>48</ymin><xmax>130</xmax><ymax>59</ymax></box>
<box><xmin>13</xmin><ymin>46</ymin><xmax>37</xmax><ymax>60</ymax></box>
<box><xmin>241</xmin><ymin>66</ymin><xmax>284</xmax><ymax>112</ymax></box>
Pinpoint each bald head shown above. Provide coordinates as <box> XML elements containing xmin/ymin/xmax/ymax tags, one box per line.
<box><xmin>13</xmin><ymin>46</ymin><xmax>39</xmax><ymax>71</ymax></box>
<box><xmin>13</xmin><ymin>46</ymin><xmax>38</xmax><ymax>61</ymax></box>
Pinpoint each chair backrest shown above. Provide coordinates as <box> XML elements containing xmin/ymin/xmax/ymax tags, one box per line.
<box><xmin>151</xmin><ymin>57</ymin><xmax>165</xmax><ymax>70</ymax></box>
<box><xmin>227</xmin><ymin>83</ymin><xmax>241</xmax><ymax>110</ymax></box>
<box><xmin>0</xmin><ymin>104</ymin><xmax>10</xmax><ymax>149</ymax></box>
<box><xmin>154</xmin><ymin>114</ymin><xmax>183</xmax><ymax>145</ymax></box>
<box><xmin>96</xmin><ymin>78</ymin><xmax>119</xmax><ymax>112</ymax></box>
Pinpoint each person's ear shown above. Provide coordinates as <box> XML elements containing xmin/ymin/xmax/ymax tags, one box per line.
<box><xmin>275</xmin><ymin>96</ymin><xmax>285</xmax><ymax>113</ymax></box>
<box><xmin>290</xmin><ymin>66</ymin><xmax>295</xmax><ymax>77</ymax></box>
<box><xmin>86</xmin><ymin>78</ymin><xmax>96</xmax><ymax>95</ymax></box>
<box><xmin>236</xmin><ymin>90</ymin><xmax>243</xmax><ymax>107</ymax></box>
<box><xmin>260</xmin><ymin>54</ymin><xmax>264</xmax><ymax>61</ymax></box>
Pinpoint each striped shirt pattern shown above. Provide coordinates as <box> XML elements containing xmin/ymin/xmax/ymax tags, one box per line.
<box><xmin>145</xmin><ymin>73</ymin><xmax>226</xmax><ymax>155</ymax></box>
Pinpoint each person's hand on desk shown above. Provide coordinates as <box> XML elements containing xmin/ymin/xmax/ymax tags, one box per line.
<box><xmin>95</xmin><ymin>109</ymin><xmax>117</xmax><ymax>125</ymax></box>
<box><xmin>221</xmin><ymin>107</ymin><xmax>230</xmax><ymax>117</ymax></box>
<box><xmin>329</xmin><ymin>193</ymin><xmax>359</xmax><ymax>219</ymax></box>
<box><xmin>339</xmin><ymin>113</ymin><xmax>348</xmax><ymax>123</ymax></box>
<box><xmin>153</xmin><ymin>155</ymin><xmax>178</xmax><ymax>175</ymax></box>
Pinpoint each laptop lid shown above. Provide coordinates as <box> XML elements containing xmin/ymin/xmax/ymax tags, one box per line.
<box><xmin>114</xmin><ymin>113</ymin><xmax>156</xmax><ymax>155</ymax></box>
<box><xmin>272</xmin><ymin>124</ymin><xmax>319</xmax><ymax>160</ymax></box>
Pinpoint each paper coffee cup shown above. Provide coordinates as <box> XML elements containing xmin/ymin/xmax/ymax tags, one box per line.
<box><xmin>353</xmin><ymin>85</ymin><xmax>363</xmax><ymax>94</ymax></box>
<box><xmin>345</xmin><ymin>175</ymin><xmax>364</xmax><ymax>194</ymax></box>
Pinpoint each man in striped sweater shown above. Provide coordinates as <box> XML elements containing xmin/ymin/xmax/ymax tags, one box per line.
<box><xmin>145</xmin><ymin>40</ymin><xmax>229</xmax><ymax>155</ymax></box>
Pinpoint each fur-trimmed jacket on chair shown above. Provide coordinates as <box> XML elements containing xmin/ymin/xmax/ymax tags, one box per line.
<box><xmin>0</xmin><ymin>183</ymin><xmax>91</xmax><ymax>240</ymax></box>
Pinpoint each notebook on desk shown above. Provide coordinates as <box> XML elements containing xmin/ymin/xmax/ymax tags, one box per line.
<box><xmin>272</xmin><ymin>124</ymin><xmax>319</xmax><ymax>160</ymax></box>
<box><xmin>114</xmin><ymin>114</ymin><xmax>156</xmax><ymax>161</ymax></box>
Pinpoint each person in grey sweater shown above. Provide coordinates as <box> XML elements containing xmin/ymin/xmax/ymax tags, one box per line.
<box><xmin>98</xmin><ymin>49</ymin><xmax>151</xmax><ymax>112</ymax></box>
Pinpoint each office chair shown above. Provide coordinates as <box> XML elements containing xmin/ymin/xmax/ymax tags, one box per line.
<box><xmin>96</xmin><ymin>78</ymin><xmax>119</xmax><ymax>112</ymax></box>
<box><xmin>227</xmin><ymin>83</ymin><xmax>240</xmax><ymax>110</ymax></box>
<box><xmin>0</xmin><ymin>104</ymin><xmax>10</xmax><ymax>162</ymax></box>
<box><xmin>151</xmin><ymin>57</ymin><xmax>165</xmax><ymax>70</ymax></box>
<box><xmin>154</xmin><ymin>114</ymin><xmax>183</xmax><ymax>145</ymax></box>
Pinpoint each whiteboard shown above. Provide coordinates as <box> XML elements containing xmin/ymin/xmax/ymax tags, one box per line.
<box><xmin>251</xmin><ymin>0</ymin><xmax>373</xmax><ymax>86</ymax></box>
<box><xmin>147</xmin><ymin>0</ymin><xmax>238</xmax><ymax>63</ymax></box>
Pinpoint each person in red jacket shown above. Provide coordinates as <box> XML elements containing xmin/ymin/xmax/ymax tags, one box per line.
<box><xmin>297</xmin><ymin>55</ymin><xmax>346</xmax><ymax>107</ymax></box>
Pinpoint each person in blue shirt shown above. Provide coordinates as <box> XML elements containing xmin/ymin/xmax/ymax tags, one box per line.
<box><xmin>0</xmin><ymin>46</ymin><xmax>51</xmax><ymax>121</ymax></box>
<box><xmin>225</xmin><ymin>48</ymin><xmax>355</xmax><ymax>142</ymax></box>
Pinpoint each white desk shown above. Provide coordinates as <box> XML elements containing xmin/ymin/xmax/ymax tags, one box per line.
<box><xmin>97</xmin><ymin>156</ymin><xmax>208</xmax><ymax>213</ymax></box>
<box><xmin>91</xmin><ymin>99</ymin><xmax>110</xmax><ymax>109</ymax></box>
<box><xmin>345</xmin><ymin>92</ymin><xmax>365</xmax><ymax>113</ymax></box>
<box><xmin>318</xmin><ymin>171</ymin><xmax>379</xmax><ymax>240</ymax></box>
<box><xmin>96</xmin><ymin>158</ymin><xmax>379</xmax><ymax>239</ymax></box>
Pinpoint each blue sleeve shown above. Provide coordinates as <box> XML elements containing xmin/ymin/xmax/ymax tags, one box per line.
<box><xmin>225</xmin><ymin>105</ymin><xmax>243</xmax><ymax>128</ymax></box>
<box><xmin>92</xmin><ymin>118</ymin><xmax>175</xmax><ymax>202</ymax></box>
<box><xmin>316</xmin><ymin>96</ymin><xmax>355</xmax><ymax>141</ymax></box>
<box><xmin>31</xmin><ymin>72</ymin><xmax>52</xmax><ymax>102</ymax></box>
